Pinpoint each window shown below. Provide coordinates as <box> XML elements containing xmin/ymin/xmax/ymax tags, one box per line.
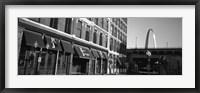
<box><xmin>101</xmin><ymin>18</ymin><xmax>104</xmax><ymax>28</ymax></box>
<box><xmin>123</xmin><ymin>25</ymin><xmax>126</xmax><ymax>32</ymax></box>
<box><xmin>94</xmin><ymin>18</ymin><xmax>98</xmax><ymax>25</ymax></box>
<box><xmin>99</xmin><ymin>33</ymin><xmax>103</xmax><ymax>46</ymax></box>
<box><xmin>87</xmin><ymin>18</ymin><xmax>92</xmax><ymax>21</ymax></box>
<box><xmin>112</xmin><ymin>18</ymin><xmax>115</xmax><ymax>23</ymax></box>
<box><xmin>120</xmin><ymin>21</ymin><xmax>123</xmax><ymax>29</ymax></box>
<box><xmin>122</xmin><ymin>34</ymin><xmax>123</xmax><ymax>43</ymax></box>
<box><xmin>117</xmin><ymin>19</ymin><xmax>119</xmax><ymax>27</ymax></box>
<box><xmin>93</xmin><ymin>29</ymin><xmax>97</xmax><ymax>44</ymax></box>
<box><xmin>120</xmin><ymin>32</ymin><xmax>122</xmax><ymax>41</ymax></box>
<box><xmin>116</xmin><ymin>41</ymin><xmax>118</xmax><ymax>52</ymax></box>
<box><xmin>85</xmin><ymin>25</ymin><xmax>90</xmax><ymax>41</ymax></box>
<box><xmin>117</xmin><ymin>42</ymin><xmax>120</xmax><ymax>53</ymax></box>
<box><xmin>119</xmin><ymin>20</ymin><xmax>121</xmax><ymax>29</ymax></box>
<box><xmin>114</xmin><ymin>40</ymin><xmax>117</xmax><ymax>52</ymax></box>
<box><xmin>118</xmin><ymin>30</ymin><xmax>120</xmax><ymax>39</ymax></box>
<box><xmin>106</xmin><ymin>20</ymin><xmax>109</xmax><ymax>31</ymax></box>
<box><xmin>114</xmin><ymin>18</ymin><xmax>117</xmax><ymax>25</ymax></box>
<box><xmin>114</xmin><ymin>27</ymin><xmax>117</xmax><ymax>37</ymax></box>
<box><xmin>122</xmin><ymin>34</ymin><xmax>124</xmax><ymax>43</ymax></box>
<box><xmin>65</xmin><ymin>18</ymin><xmax>71</xmax><ymax>34</ymax></box>
<box><xmin>76</xmin><ymin>20</ymin><xmax>82</xmax><ymax>38</ymax></box>
<box><xmin>110</xmin><ymin>38</ymin><xmax>113</xmax><ymax>51</ymax></box>
<box><xmin>105</xmin><ymin>35</ymin><xmax>108</xmax><ymax>48</ymax></box>
<box><xmin>50</xmin><ymin>18</ymin><xmax>58</xmax><ymax>29</ymax></box>
<box><xmin>111</xmin><ymin>25</ymin><xmax>114</xmax><ymax>35</ymax></box>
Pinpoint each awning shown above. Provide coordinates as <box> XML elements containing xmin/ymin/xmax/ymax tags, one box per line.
<box><xmin>23</xmin><ymin>30</ymin><xmax>45</xmax><ymax>48</ymax></box>
<box><xmin>117</xmin><ymin>58</ymin><xmax>122</xmax><ymax>65</ymax></box>
<box><xmin>97</xmin><ymin>51</ymin><xmax>104</xmax><ymax>59</ymax></box>
<box><xmin>60</xmin><ymin>40</ymin><xmax>74</xmax><ymax>53</ymax></box>
<box><xmin>44</xmin><ymin>35</ymin><xmax>62</xmax><ymax>51</ymax></box>
<box><xmin>91</xmin><ymin>49</ymin><xmax>100</xmax><ymax>58</ymax></box>
<box><xmin>102</xmin><ymin>52</ymin><xmax>109</xmax><ymax>59</ymax></box>
<box><xmin>74</xmin><ymin>46</ymin><xmax>94</xmax><ymax>59</ymax></box>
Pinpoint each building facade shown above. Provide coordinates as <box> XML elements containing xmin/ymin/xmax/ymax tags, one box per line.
<box><xmin>127</xmin><ymin>48</ymin><xmax>182</xmax><ymax>75</ymax></box>
<box><xmin>18</xmin><ymin>18</ymin><xmax>127</xmax><ymax>75</ymax></box>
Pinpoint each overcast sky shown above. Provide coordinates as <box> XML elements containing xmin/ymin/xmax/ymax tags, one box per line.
<box><xmin>127</xmin><ymin>17</ymin><xmax>182</xmax><ymax>49</ymax></box>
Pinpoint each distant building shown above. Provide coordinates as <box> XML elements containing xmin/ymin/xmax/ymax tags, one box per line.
<box><xmin>127</xmin><ymin>48</ymin><xmax>182</xmax><ymax>75</ymax></box>
<box><xmin>18</xmin><ymin>18</ymin><xmax>127</xmax><ymax>75</ymax></box>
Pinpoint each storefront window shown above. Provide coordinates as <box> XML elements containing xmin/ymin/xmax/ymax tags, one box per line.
<box><xmin>96</xmin><ymin>59</ymin><xmax>101</xmax><ymax>74</ymax></box>
<box><xmin>72</xmin><ymin>58</ymin><xmax>89</xmax><ymax>75</ymax></box>
<box><xmin>56</xmin><ymin>53</ymin><xmax>70</xmax><ymax>75</ymax></box>
<box><xmin>46</xmin><ymin>51</ymin><xmax>57</xmax><ymax>75</ymax></box>
<box><xmin>90</xmin><ymin>60</ymin><xmax>96</xmax><ymax>75</ymax></box>
<box><xmin>18</xmin><ymin>48</ymin><xmax>37</xmax><ymax>75</ymax></box>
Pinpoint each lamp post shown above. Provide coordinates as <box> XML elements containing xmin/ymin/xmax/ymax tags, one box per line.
<box><xmin>146</xmin><ymin>50</ymin><xmax>151</xmax><ymax>75</ymax></box>
<box><xmin>159</xmin><ymin>55</ymin><xmax>166</xmax><ymax>75</ymax></box>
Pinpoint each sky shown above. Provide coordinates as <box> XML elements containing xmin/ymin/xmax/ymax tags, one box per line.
<box><xmin>127</xmin><ymin>17</ymin><xmax>182</xmax><ymax>49</ymax></box>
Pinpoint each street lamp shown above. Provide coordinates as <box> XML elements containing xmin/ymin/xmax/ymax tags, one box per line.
<box><xmin>146</xmin><ymin>50</ymin><xmax>151</xmax><ymax>75</ymax></box>
<box><xmin>159</xmin><ymin>55</ymin><xmax>167</xmax><ymax>75</ymax></box>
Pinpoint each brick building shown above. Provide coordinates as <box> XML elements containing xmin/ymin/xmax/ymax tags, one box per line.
<box><xmin>18</xmin><ymin>18</ymin><xmax>127</xmax><ymax>75</ymax></box>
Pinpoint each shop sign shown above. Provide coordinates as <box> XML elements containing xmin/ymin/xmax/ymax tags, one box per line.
<box><xmin>50</xmin><ymin>37</ymin><xmax>57</xmax><ymax>49</ymax></box>
<box><xmin>34</xmin><ymin>41</ymin><xmax>38</xmax><ymax>48</ymax></box>
<box><xmin>46</xmin><ymin>43</ymin><xmax>50</xmax><ymax>49</ymax></box>
<box><xmin>46</xmin><ymin>37</ymin><xmax>57</xmax><ymax>49</ymax></box>
<box><xmin>146</xmin><ymin>50</ymin><xmax>151</xmax><ymax>57</ymax></box>
<box><xmin>80</xmin><ymin>47</ymin><xmax>90</xmax><ymax>57</ymax></box>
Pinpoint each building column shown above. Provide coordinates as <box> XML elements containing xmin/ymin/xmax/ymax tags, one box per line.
<box><xmin>88</xmin><ymin>60</ymin><xmax>92</xmax><ymax>75</ymax></box>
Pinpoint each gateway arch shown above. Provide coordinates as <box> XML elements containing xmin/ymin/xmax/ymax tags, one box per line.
<box><xmin>145</xmin><ymin>29</ymin><xmax>157</xmax><ymax>49</ymax></box>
